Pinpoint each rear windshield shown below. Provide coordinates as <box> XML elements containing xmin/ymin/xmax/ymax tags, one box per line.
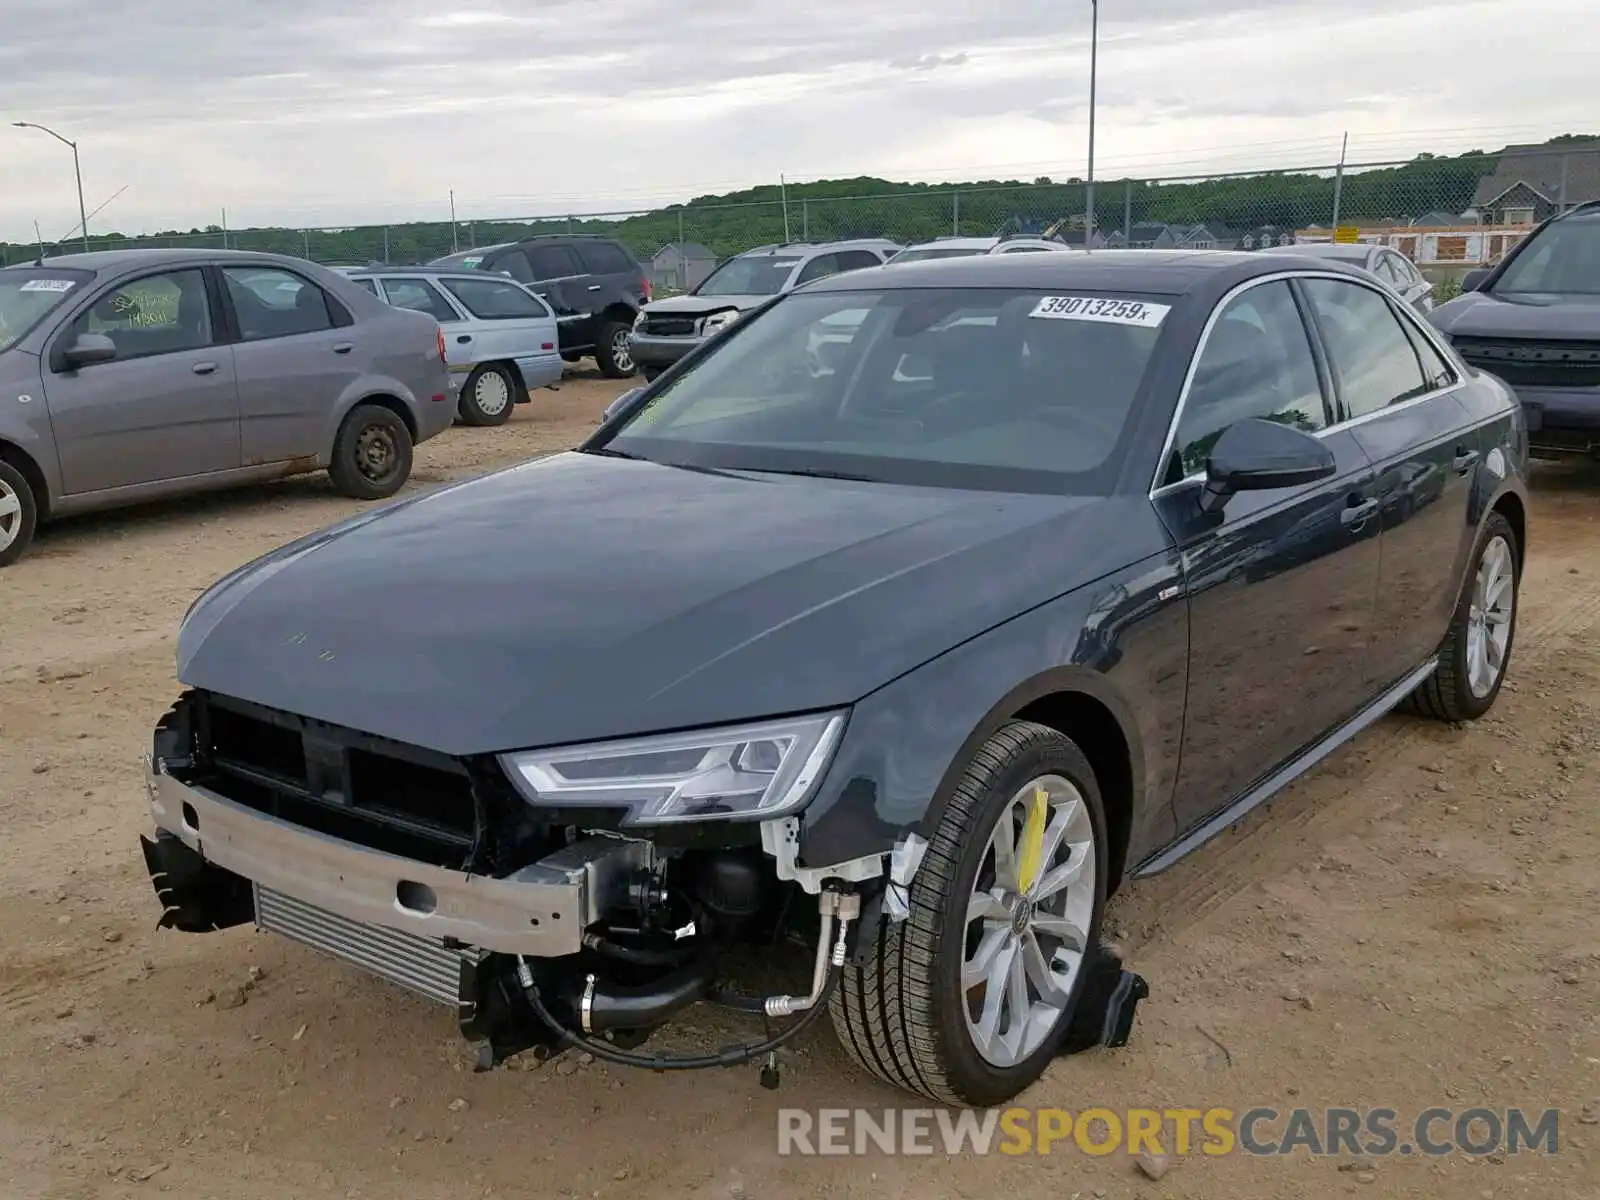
<box><xmin>695</xmin><ymin>256</ymin><xmax>800</xmax><ymax>297</ymax></box>
<box><xmin>890</xmin><ymin>246</ymin><xmax>990</xmax><ymax>263</ymax></box>
<box><xmin>0</xmin><ymin>267</ymin><xmax>92</xmax><ymax>351</ymax></box>
<box><xmin>603</xmin><ymin>287</ymin><xmax>1173</xmax><ymax>494</ymax></box>
<box><xmin>1493</xmin><ymin>217</ymin><xmax>1600</xmax><ymax>295</ymax></box>
<box><xmin>431</xmin><ymin>251</ymin><xmax>488</xmax><ymax>270</ymax></box>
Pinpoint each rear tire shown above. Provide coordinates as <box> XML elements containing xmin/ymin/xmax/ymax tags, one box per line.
<box><xmin>328</xmin><ymin>404</ymin><xmax>413</xmax><ymax>500</ymax></box>
<box><xmin>830</xmin><ymin>720</ymin><xmax>1107</xmax><ymax>1106</ymax></box>
<box><xmin>458</xmin><ymin>363</ymin><xmax>517</xmax><ymax>427</ymax></box>
<box><xmin>0</xmin><ymin>459</ymin><xmax>39</xmax><ymax>569</ymax></box>
<box><xmin>594</xmin><ymin>320</ymin><xmax>637</xmax><ymax>378</ymax></box>
<box><xmin>1403</xmin><ymin>511</ymin><xmax>1519</xmax><ymax>722</ymax></box>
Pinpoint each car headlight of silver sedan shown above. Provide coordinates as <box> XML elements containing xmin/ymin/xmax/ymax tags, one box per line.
<box><xmin>498</xmin><ymin>712</ymin><xmax>847</xmax><ymax>826</ymax></box>
<box><xmin>633</xmin><ymin>310</ymin><xmax>649</xmax><ymax>330</ymax></box>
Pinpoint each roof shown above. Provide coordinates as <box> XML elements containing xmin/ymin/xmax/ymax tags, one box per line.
<box><xmin>1271</xmin><ymin>242</ymin><xmax>1375</xmax><ymax>263</ymax></box>
<box><xmin>652</xmin><ymin>242</ymin><xmax>716</xmax><ymax>259</ymax></box>
<box><xmin>2</xmin><ymin>247</ymin><xmax>291</xmax><ymax>271</ymax></box>
<box><xmin>900</xmin><ymin>237</ymin><xmax>999</xmax><ymax>251</ymax></box>
<box><xmin>737</xmin><ymin>238</ymin><xmax>901</xmax><ymax>258</ymax></box>
<box><xmin>344</xmin><ymin>265</ymin><xmax>504</xmax><ymax>280</ymax></box>
<box><xmin>1472</xmin><ymin>141</ymin><xmax>1600</xmax><ymax>208</ymax></box>
<box><xmin>818</xmin><ymin>248</ymin><xmax>1357</xmax><ymax>295</ymax></box>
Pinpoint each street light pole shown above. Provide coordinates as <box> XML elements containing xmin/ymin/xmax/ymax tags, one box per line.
<box><xmin>1084</xmin><ymin>0</ymin><xmax>1098</xmax><ymax>253</ymax></box>
<box><xmin>13</xmin><ymin>121</ymin><xmax>90</xmax><ymax>253</ymax></box>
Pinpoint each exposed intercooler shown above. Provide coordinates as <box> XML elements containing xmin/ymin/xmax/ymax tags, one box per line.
<box><xmin>253</xmin><ymin>885</ymin><xmax>482</xmax><ymax>1006</ymax></box>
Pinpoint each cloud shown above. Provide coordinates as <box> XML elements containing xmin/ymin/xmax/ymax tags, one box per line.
<box><xmin>1</xmin><ymin>0</ymin><xmax>1596</xmax><ymax>240</ymax></box>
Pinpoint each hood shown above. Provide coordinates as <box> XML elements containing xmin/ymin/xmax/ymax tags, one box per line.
<box><xmin>177</xmin><ymin>452</ymin><xmax>1127</xmax><ymax>755</ymax></box>
<box><xmin>643</xmin><ymin>294</ymin><xmax>770</xmax><ymax>317</ymax></box>
<box><xmin>1431</xmin><ymin>290</ymin><xmax>1600</xmax><ymax>340</ymax></box>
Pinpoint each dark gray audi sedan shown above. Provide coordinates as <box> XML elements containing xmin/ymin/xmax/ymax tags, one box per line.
<box><xmin>140</xmin><ymin>250</ymin><xmax>1526</xmax><ymax>1107</ymax></box>
<box><xmin>0</xmin><ymin>249</ymin><xmax>454</xmax><ymax>566</ymax></box>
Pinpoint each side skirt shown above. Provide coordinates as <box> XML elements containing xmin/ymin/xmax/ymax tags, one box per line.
<box><xmin>1131</xmin><ymin>659</ymin><xmax>1438</xmax><ymax>877</ymax></box>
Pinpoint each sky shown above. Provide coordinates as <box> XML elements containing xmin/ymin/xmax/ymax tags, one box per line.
<box><xmin>1</xmin><ymin>0</ymin><xmax>1595</xmax><ymax>242</ymax></box>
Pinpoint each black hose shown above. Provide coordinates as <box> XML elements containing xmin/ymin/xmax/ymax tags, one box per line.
<box><xmin>522</xmin><ymin>960</ymin><xmax>840</xmax><ymax>1072</ymax></box>
<box><xmin>582</xmin><ymin>931</ymin><xmax>700</xmax><ymax>968</ymax></box>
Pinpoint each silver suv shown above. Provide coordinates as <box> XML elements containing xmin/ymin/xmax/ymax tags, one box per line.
<box><xmin>0</xmin><ymin>249</ymin><xmax>453</xmax><ymax>567</ymax></box>
<box><xmin>628</xmin><ymin>239</ymin><xmax>900</xmax><ymax>380</ymax></box>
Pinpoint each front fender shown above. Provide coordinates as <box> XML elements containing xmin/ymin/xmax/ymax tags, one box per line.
<box><xmin>797</xmin><ymin>548</ymin><xmax>1189</xmax><ymax>877</ymax></box>
<box><xmin>0</xmin><ymin>352</ymin><xmax>64</xmax><ymax>509</ymax></box>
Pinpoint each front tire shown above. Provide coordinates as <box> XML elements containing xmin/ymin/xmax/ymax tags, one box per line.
<box><xmin>458</xmin><ymin>363</ymin><xmax>517</xmax><ymax>427</ymax></box>
<box><xmin>328</xmin><ymin>404</ymin><xmax>413</xmax><ymax>500</ymax></box>
<box><xmin>830</xmin><ymin>721</ymin><xmax>1107</xmax><ymax>1106</ymax></box>
<box><xmin>1405</xmin><ymin>511</ymin><xmax>1519</xmax><ymax>722</ymax></box>
<box><xmin>594</xmin><ymin>320</ymin><xmax>637</xmax><ymax>378</ymax></box>
<box><xmin>0</xmin><ymin>459</ymin><xmax>39</xmax><ymax>568</ymax></box>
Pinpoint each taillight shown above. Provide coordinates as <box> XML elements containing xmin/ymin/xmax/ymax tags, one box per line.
<box><xmin>642</xmin><ymin>275</ymin><xmax>653</xmax><ymax>303</ymax></box>
<box><xmin>437</xmin><ymin>328</ymin><xmax>447</xmax><ymax>363</ymax></box>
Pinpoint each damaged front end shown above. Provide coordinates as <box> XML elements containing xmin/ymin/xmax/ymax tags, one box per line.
<box><xmin>139</xmin><ymin>692</ymin><xmax>891</xmax><ymax>1075</ymax></box>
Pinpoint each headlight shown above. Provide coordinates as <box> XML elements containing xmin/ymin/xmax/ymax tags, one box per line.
<box><xmin>498</xmin><ymin>712</ymin><xmax>847</xmax><ymax>826</ymax></box>
<box><xmin>633</xmin><ymin>311</ymin><xmax>649</xmax><ymax>330</ymax></box>
<box><xmin>701</xmin><ymin>309</ymin><xmax>741</xmax><ymax>336</ymax></box>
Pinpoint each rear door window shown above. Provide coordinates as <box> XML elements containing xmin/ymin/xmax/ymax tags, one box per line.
<box><xmin>579</xmin><ymin>241</ymin><xmax>636</xmax><ymax>274</ymax></box>
<box><xmin>1302</xmin><ymin>278</ymin><xmax>1432</xmax><ymax>418</ymax></box>
<box><xmin>222</xmin><ymin>267</ymin><xmax>336</xmax><ymax>340</ymax></box>
<box><xmin>380</xmin><ymin>277</ymin><xmax>461</xmax><ymax>323</ymax></box>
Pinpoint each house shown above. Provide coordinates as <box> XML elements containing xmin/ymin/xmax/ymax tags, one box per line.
<box><xmin>1173</xmin><ymin>223</ymin><xmax>1241</xmax><ymax>250</ymax></box>
<box><xmin>1238</xmin><ymin>225</ymin><xmax>1298</xmax><ymax>251</ymax></box>
<box><xmin>1470</xmin><ymin>140</ymin><xmax>1600</xmax><ymax>226</ymax></box>
<box><xmin>1102</xmin><ymin>222</ymin><xmax>1179</xmax><ymax>250</ymax></box>
<box><xmin>648</xmin><ymin>242</ymin><xmax>717</xmax><ymax>292</ymax></box>
<box><xmin>1410</xmin><ymin>210</ymin><xmax>1463</xmax><ymax>228</ymax></box>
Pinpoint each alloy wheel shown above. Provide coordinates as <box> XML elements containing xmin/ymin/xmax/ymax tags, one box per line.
<box><xmin>611</xmin><ymin>329</ymin><xmax>635</xmax><ymax>374</ymax></box>
<box><xmin>962</xmin><ymin>774</ymin><xmax>1096</xmax><ymax>1068</ymax></box>
<box><xmin>1466</xmin><ymin>534</ymin><xmax>1514</xmax><ymax>698</ymax></box>
<box><xmin>0</xmin><ymin>478</ymin><xmax>20</xmax><ymax>552</ymax></box>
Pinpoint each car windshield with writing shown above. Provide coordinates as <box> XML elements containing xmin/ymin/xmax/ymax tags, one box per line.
<box><xmin>694</xmin><ymin>256</ymin><xmax>801</xmax><ymax>297</ymax></box>
<box><xmin>600</xmin><ymin>287</ymin><xmax>1171</xmax><ymax>494</ymax></box>
<box><xmin>0</xmin><ymin>268</ymin><xmax>92</xmax><ymax>352</ymax></box>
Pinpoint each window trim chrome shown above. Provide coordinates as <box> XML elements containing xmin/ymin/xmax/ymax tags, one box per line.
<box><xmin>1149</xmin><ymin>268</ymin><xmax>1466</xmax><ymax>499</ymax></box>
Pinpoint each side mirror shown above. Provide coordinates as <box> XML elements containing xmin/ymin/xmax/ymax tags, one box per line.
<box><xmin>1199</xmin><ymin>418</ymin><xmax>1336</xmax><ymax>513</ymax></box>
<box><xmin>601</xmin><ymin>387</ymin><xmax>643</xmax><ymax>425</ymax></box>
<box><xmin>61</xmin><ymin>332</ymin><xmax>118</xmax><ymax>369</ymax></box>
<box><xmin>1461</xmin><ymin>268</ymin><xmax>1490</xmax><ymax>293</ymax></box>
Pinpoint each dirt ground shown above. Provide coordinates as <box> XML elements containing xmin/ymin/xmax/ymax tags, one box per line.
<box><xmin>1</xmin><ymin>368</ymin><xmax>1596</xmax><ymax>1200</ymax></box>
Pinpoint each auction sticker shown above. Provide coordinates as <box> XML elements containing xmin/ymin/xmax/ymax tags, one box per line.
<box><xmin>1030</xmin><ymin>295</ymin><xmax>1170</xmax><ymax>327</ymax></box>
<box><xmin>20</xmin><ymin>278</ymin><xmax>76</xmax><ymax>293</ymax></box>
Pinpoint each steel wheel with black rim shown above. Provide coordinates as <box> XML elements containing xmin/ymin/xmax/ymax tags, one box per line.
<box><xmin>830</xmin><ymin>720</ymin><xmax>1107</xmax><ymax>1106</ymax></box>
<box><xmin>594</xmin><ymin>320</ymin><xmax>637</xmax><ymax>378</ymax></box>
<box><xmin>459</xmin><ymin>363</ymin><xmax>517</xmax><ymax>427</ymax></box>
<box><xmin>327</xmin><ymin>403</ymin><xmax>414</xmax><ymax>501</ymax></box>
<box><xmin>0</xmin><ymin>459</ymin><xmax>39</xmax><ymax>569</ymax></box>
<box><xmin>1403</xmin><ymin>510</ymin><xmax>1520</xmax><ymax>722</ymax></box>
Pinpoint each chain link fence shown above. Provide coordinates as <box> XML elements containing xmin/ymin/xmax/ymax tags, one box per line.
<box><xmin>5</xmin><ymin>146</ymin><xmax>1595</xmax><ymax>283</ymax></box>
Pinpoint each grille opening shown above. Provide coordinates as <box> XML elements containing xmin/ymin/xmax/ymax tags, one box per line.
<box><xmin>348</xmin><ymin>749</ymin><xmax>475</xmax><ymax>839</ymax></box>
<box><xmin>206</xmin><ymin>769</ymin><xmax>471</xmax><ymax>868</ymax></box>
<box><xmin>1454</xmin><ymin>338</ymin><xmax>1600</xmax><ymax>389</ymax></box>
<box><xmin>208</xmin><ymin>704</ymin><xmax>307</xmax><ymax>784</ymax></box>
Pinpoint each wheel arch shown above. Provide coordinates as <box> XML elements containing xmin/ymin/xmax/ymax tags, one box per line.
<box><xmin>919</xmin><ymin>667</ymin><xmax>1144</xmax><ymax>897</ymax></box>
<box><xmin>344</xmin><ymin>392</ymin><xmax>417</xmax><ymax>442</ymax></box>
<box><xmin>1489</xmin><ymin>488</ymin><xmax>1526</xmax><ymax>571</ymax></box>
<box><xmin>600</xmin><ymin>300</ymin><xmax>638</xmax><ymax>325</ymax></box>
<box><xmin>0</xmin><ymin>438</ymin><xmax>51</xmax><ymax>522</ymax></box>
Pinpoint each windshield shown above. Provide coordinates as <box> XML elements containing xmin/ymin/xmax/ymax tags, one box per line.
<box><xmin>0</xmin><ymin>267</ymin><xmax>92</xmax><ymax>351</ymax></box>
<box><xmin>694</xmin><ymin>256</ymin><xmax>800</xmax><ymax>297</ymax></box>
<box><xmin>431</xmin><ymin>251</ymin><xmax>488</xmax><ymax>270</ymax></box>
<box><xmin>1493</xmin><ymin>217</ymin><xmax>1600</xmax><ymax>295</ymax></box>
<box><xmin>602</xmin><ymin>287</ymin><xmax>1173</xmax><ymax>493</ymax></box>
<box><xmin>890</xmin><ymin>246</ymin><xmax>989</xmax><ymax>263</ymax></box>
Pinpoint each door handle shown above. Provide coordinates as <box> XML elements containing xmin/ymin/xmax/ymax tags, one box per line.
<box><xmin>456</xmin><ymin>335</ymin><xmax>473</xmax><ymax>344</ymax></box>
<box><xmin>191</xmin><ymin>361</ymin><xmax>218</xmax><ymax>375</ymax></box>
<box><xmin>1341</xmin><ymin>497</ymin><xmax>1380</xmax><ymax>529</ymax></box>
<box><xmin>332</xmin><ymin>342</ymin><xmax>354</xmax><ymax>354</ymax></box>
<box><xmin>587</xmin><ymin>284</ymin><xmax>602</xmax><ymax>292</ymax></box>
<box><xmin>1451</xmin><ymin>448</ymin><xmax>1480</xmax><ymax>473</ymax></box>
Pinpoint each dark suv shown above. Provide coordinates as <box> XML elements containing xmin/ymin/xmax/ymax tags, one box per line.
<box><xmin>431</xmin><ymin>236</ymin><xmax>650</xmax><ymax>378</ymax></box>
<box><xmin>1430</xmin><ymin>200</ymin><xmax>1600</xmax><ymax>457</ymax></box>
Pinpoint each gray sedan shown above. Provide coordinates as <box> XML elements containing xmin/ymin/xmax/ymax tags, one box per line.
<box><xmin>0</xmin><ymin>249</ymin><xmax>453</xmax><ymax>567</ymax></box>
<box><xmin>1271</xmin><ymin>241</ymin><xmax>1436</xmax><ymax>313</ymax></box>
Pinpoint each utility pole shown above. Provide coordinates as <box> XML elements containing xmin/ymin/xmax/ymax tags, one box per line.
<box><xmin>1084</xmin><ymin>0</ymin><xmax>1098</xmax><ymax>252</ymax></box>
<box><xmin>1331</xmin><ymin>131</ymin><xmax>1349</xmax><ymax>232</ymax></box>
<box><xmin>450</xmin><ymin>190</ymin><xmax>459</xmax><ymax>253</ymax></box>
<box><xmin>780</xmin><ymin>174</ymin><xmax>791</xmax><ymax>243</ymax></box>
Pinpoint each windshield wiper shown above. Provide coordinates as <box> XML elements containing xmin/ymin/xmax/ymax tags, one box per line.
<box><xmin>737</xmin><ymin>466</ymin><xmax>876</xmax><ymax>482</ymax></box>
<box><xmin>584</xmin><ymin>445</ymin><xmax>646</xmax><ymax>461</ymax></box>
